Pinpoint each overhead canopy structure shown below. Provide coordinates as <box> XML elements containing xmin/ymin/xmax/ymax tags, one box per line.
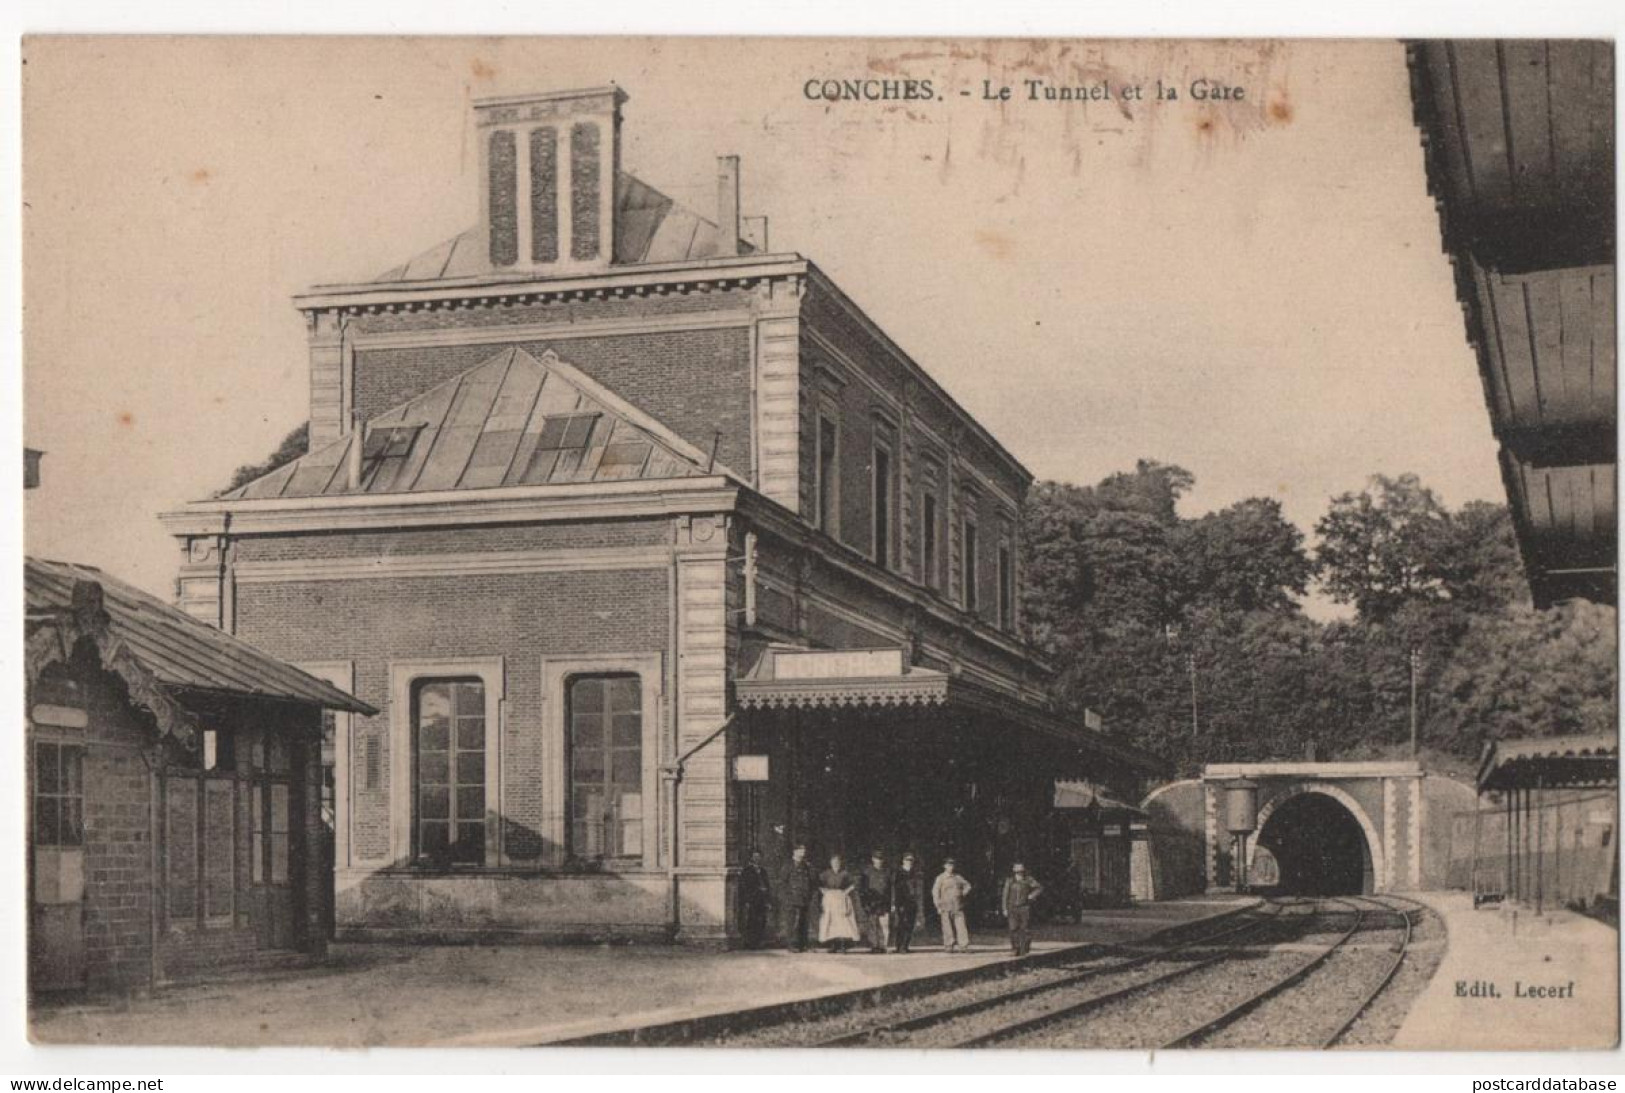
<box><xmin>1408</xmin><ymin>41</ymin><xmax>1616</xmax><ymax>608</ymax></box>
<box><xmin>26</xmin><ymin>557</ymin><xmax>376</xmax><ymax>742</ymax></box>
<box><xmin>1478</xmin><ymin>734</ymin><xmax>1620</xmax><ymax>793</ymax></box>
<box><xmin>735</xmin><ymin>645</ymin><xmax>1166</xmax><ymax>777</ymax></box>
<box><xmin>1053</xmin><ymin>780</ymin><xmax>1148</xmax><ymax>819</ymax></box>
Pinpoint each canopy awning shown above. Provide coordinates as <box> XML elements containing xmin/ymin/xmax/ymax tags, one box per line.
<box><xmin>1053</xmin><ymin>780</ymin><xmax>1147</xmax><ymax>818</ymax></box>
<box><xmin>736</xmin><ymin>647</ymin><xmax>951</xmax><ymax>709</ymax></box>
<box><xmin>1478</xmin><ymin>734</ymin><xmax>1619</xmax><ymax>793</ymax></box>
<box><xmin>734</xmin><ymin>645</ymin><xmax>1167</xmax><ymax>777</ymax></box>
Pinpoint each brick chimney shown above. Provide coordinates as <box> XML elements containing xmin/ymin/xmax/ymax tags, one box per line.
<box><xmin>716</xmin><ymin>156</ymin><xmax>741</xmax><ymax>257</ymax></box>
<box><xmin>474</xmin><ymin>86</ymin><xmax>626</xmax><ymax>274</ymax></box>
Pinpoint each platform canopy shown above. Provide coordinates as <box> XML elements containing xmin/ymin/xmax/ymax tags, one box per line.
<box><xmin>1053</xmin><ymin>780</ymin><xmax>1147</xmax><ymax>819</ymax></box>
<box><xmin>735</xmin><ymin>645</ymin><xmax>1165</xmax><ymax>776</ymax></box>
<box><xmin>1477</xmin><ymin>734</ymin><xmax>1619</xmax><ymax>793</ymax></box>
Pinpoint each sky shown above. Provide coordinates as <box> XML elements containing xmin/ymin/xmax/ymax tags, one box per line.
<box><xmin>21</xmin><ymin>37</ymin><xmax>1503</xmax><ymax>614</ymax></box>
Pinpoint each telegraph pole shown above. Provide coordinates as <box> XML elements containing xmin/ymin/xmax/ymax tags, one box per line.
<box><xmin>1408</xmin><ymin>647</ymin><xmax>1420</xmax><ymax>757</ymax></box>
<box><xmin>1188</xmin><ymin>652</ymin><xmax>1199</xmax><ymax>742</ymax></box>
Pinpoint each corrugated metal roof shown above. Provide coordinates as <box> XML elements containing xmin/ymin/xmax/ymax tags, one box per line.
<box><xmin>223</xmin><ymin>345</ymin><xmax>714</xmax><ymax>501</ymax></box>
<box><xmin>373</xmin><ymin>172</ymin><xmax>750</xmax><ymax>284</ymax></box>
<box><xmin>26</xmin><ymin>558</ymin><xmax>376</xmax><ymax>715</ymax></box>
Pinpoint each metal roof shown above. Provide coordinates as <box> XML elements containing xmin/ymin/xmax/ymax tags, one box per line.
<box><xmin>373</xmin><ymin>172</ymin><xmax>751</xmax><ymax>285</ymax></box>
<box><xmin>26</xmin><ymin>557</ymin><xmax>375</xmax><ymax>715</ymax></box>
<box><xmin>223</xmin><ymin>345</ymin><xmax>719</xmax><ymax>501</ymax></box>
<box><xmin>1477</xmin><ymin>733</ymin><xmax>1619</xmax><ymax>792</ymax></box>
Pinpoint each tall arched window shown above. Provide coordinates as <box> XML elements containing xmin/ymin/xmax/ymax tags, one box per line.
<box><xmin>413</xmin><ymin>678</ymin><xmax>486</xmax><ymax>866</ymax></box>
<box><xmin>568</xmin><ymin>674</ymin><xmax>642</xmax><ymax>862</ymax></box>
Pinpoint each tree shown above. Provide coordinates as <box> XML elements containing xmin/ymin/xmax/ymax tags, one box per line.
<box><xmin>1427</xmin><ymin>600</ymin><xmax>1617</xmax><ymax>756</ymax></box>
<box><xmin>1173</xmin><ymin>497</ymin><xmax>1313</xmax><ymax>615</ymax></box>
<box><xmin>1020</xmin><ymin>462</ymin><xmax>1193</xmax><ymax>650</ymax></box>
<box><xmin>222</xmin><ymin>423</ymin><xmax>309</xmax><ymax>494</ymax></box>
<box><xmin>1314</xmin><ymin>474</ymin><xmax>1453</xmax><ymax>622</ymax></box>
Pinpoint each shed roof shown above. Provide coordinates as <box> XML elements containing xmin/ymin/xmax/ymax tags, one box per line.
<box><xmin>26</xmin><ymin>557</ymin><xmax>375</xmax><ymax>716</ymax></box>
<box><xmin>1477</xmin><ymin>733</ymin><xmax>1619</xmax><ymax>792</ymax></box>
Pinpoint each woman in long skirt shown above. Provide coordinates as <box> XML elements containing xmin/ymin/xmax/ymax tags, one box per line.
<box><xmin>818</xmin><ymin>853</ymin><xmax>861</xmax><ymax>953</ymax></box>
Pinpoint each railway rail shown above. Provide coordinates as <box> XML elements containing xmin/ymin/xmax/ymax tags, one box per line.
<box><xmin>723</xmin><ymin>894</ymin><xmax>1427</xmax><ymax>1050</ymax></box>
<box><xmin>811</xmin><ymin>899</ymin><xmax>1298</xmax><ymax>1049</ymax></box>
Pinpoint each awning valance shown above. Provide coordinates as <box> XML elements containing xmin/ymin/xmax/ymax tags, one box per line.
<box><xmin>735</xmin><ymin>647</ymin><xmax>950</xmax><ymax>709</ymax></box>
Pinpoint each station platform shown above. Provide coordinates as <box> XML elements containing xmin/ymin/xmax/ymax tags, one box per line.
<box><xmin>1392</xmin><ymin>890</ymin><xmax>1618</xmax><ymax>1051</ymax></box>
<box><xmin>32</xmin><ymin>895</ymin><xmax>1257</xmax><ymax>1049</ymax></box>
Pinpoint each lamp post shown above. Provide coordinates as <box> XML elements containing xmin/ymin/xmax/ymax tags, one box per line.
<box><xmin>1226</xmin><ymin>778</ymin><xmax>1260</xmax><ymax>894</ymax></box>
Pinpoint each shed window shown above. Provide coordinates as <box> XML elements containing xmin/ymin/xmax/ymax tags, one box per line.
<box><xmin>413</xmin><ymin>679</ymin><xmax>487</xmax><ymax>867</ymax></box>
<box><xmin>568</xmin><ymin>675</ymin><xmax>643</xmax><ymax>862</ymax></box>
<box><xmin>32</xmin><ymin>742</ymin><xmax>83</xmax><ymax>848</ymax></box>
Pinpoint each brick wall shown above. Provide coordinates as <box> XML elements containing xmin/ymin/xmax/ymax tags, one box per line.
<box><xmin>233</xmin><ymin>519</ymin><xmax>671</xmax><ymax>562</ymax></box>
<box><xmin>234</xmin><ymin>566</ymin><xmax>671</xmax><ymax>866</ymax></box>
<box><xmin>797</xmin><ymin>280</ymin><xmax>1029</xmax><ymax>639</ymax></box>
<box><xmin>58</xmin><ymin>669</ymin><xmax>158</xmax><ymax>995</ymax></box>
<box><xmin>80</xmin><ymin>735</ymin><xmax>155</xmax><ymax>994</ymax></box>
<box><xmin>334</xmin><ymin>295</ymin><xmax>757</xmax><ymax>476</ymax></box>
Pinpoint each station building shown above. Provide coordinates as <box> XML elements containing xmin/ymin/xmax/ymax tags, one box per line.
<box><xmin>160</xmin><ymin>86</ymin><xmax>1162</xmax><ymax>944</ymax></box>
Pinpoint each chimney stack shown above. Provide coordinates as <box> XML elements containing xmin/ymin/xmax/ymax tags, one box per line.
<box><xmin>717</xmin><ymin>155</ymin><xmax>741</xmax><ymax>257</ymax></box>
<box><xmin>474</xmin><ymin>86</ymin><xmax>626</xmax><ymax>274</ymax></box>
<box><xmin>347</xmin><ymin>412</ymin><xmax>364</xmax><ymax>491</ymax></box>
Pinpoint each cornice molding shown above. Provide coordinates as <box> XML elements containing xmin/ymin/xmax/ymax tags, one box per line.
<box><xmin>161</xmin><ymin>479</ymin><xmax>740</xmax><ymax>537</ymax></box>
<box><xmin>296</xmin><ymin>256</ymin><xmax>810</xmax><ymax>314</ymax></box>
<box><xmin>346</xmin><ymin>310</ymin><xmax>752</xmax><ymax>352</ymax></box>
<box><xmin>234</xmin><ymin>546</ymin><xmax>674</xmax><ymax>585</ymax></box>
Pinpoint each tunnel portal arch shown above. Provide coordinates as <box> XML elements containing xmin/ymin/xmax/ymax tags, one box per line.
<box><xmin>1248</xmin><ymin>783</ymin><xmax>1384</xmax><ymax>896</ymax></box>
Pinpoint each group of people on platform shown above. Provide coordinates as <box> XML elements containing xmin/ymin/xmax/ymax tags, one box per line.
<box><xmin>736</xmin><ymin>845</ymin><xmax>1046</xmax><ymax>957</ymax></box>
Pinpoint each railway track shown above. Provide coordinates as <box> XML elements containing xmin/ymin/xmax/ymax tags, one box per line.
<box><xmin>1166</xmin><ymin>894</ymin><xmax>1419</xmax><ymax>1050</ymax></box>
<box><xmin>810</xmin><ymin>899</ymin><xmax>1297</xmax><ymax>1048</ymax></box>
<box><xmin>729</xmin><ymin>895</ymin><xmax>1425</xmax><ymax>1050</ymax></box>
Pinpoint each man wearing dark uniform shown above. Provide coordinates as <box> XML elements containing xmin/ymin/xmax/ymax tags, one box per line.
<box><xmin>739</xmin><ymin>849</ymin><xmax>772</xmax><ymax>949</ymax></box>
<box><xmin>783</xmin><ymin>844</ymin><xmax>817</xmax><ymax>952</ymax></box>
<box><xmin>891</xmin><ymin>851</ymin><xmax>926</xmax><ymax>953</ymax></box>
<box><xmin>1001</xmin><ymin>862</ymin><xmax>1045</xmax><ymax>956</ymax></box>
<box><xmin>858</xmin><ymin>850</ymin><xmax>895</xmax><ymax>954</ymax></box>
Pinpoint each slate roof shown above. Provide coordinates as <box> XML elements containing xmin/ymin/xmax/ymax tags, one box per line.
<box><xmin>26</xmin><ymin>557</ymin><xmax>376</xmax><ymax>715</ymax></box>
<box><xmin>223</xmin><ymin>345</ymin><xmax>720</xmax><ymax>501</ymax></box>
<box><xmin>372</xmin><ymin>172</ymin><xmax>753</xmax><ymax>284</ymax></box>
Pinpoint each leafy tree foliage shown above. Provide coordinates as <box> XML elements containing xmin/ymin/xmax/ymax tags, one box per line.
<box><xmin>1023</xmin><ymin>463</ymin><xmax>1613</xmax><ymax>777</ymax></box>
<box><xmin>222</xmin><ymin>423</ymin><xmax>309</xmax><ymax>494</ymax></box>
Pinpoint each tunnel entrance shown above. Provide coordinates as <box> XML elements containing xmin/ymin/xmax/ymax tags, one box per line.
<box><xmin>1255</xmin><ymin>792</ymin><xmax>1374</xmax><ymax>895</ymax></box>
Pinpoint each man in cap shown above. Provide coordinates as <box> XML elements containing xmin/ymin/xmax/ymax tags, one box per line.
<box><xmin>738</xmin><ymin>848</ymin><xmax>772</xmax><ymax>949</ymax></box>
<box><xmin>782</xmin><ymin>843</ymin><xmax>817</xmax><ymax>952</ymax></box>
<box><xmin>931</xmin><ymin>857</ymin><xmax>973</xmax><ymax>953</ymax></box>
<box><xmin>1001</xmin><ymin>861</ymin><xmax>1045</xmax><ymax>956</ymax></box>
<box><xmin>891</xmin><ymin>851</ymin><xmax>926</xmax><ymax>953</ymax></box>
<box><xmin>858</xmin><ymin>850</ymin><xmax>895</xmax><ymax>954</ymax></box>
